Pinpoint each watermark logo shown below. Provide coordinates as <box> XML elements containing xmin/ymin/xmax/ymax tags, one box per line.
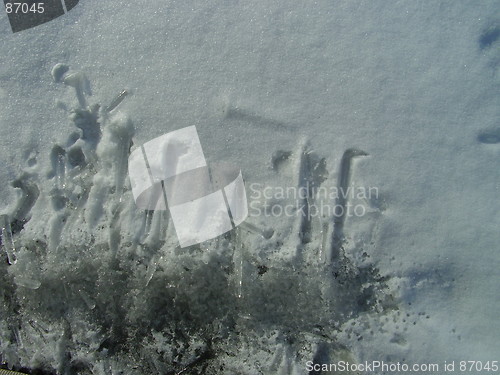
<box><xmin>5</xmin><ymin>0</ymin><xmax>79</xmax><ymax>33</ymax></box>
<box><xmin>128</xmin><ymin>126</ymin><xmax>248</xmax><ymax>248</ymax></box>
<box><xmin>248</xmin><ymin>183</ymin><xmax>378</xmax><ymax>219</ymax></box>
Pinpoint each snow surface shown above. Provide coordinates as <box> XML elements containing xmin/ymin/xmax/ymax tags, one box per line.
<box><xmin>0</xmin><ymin>1</ymin><xmax>499</xmax><ymax>374</ymax></box>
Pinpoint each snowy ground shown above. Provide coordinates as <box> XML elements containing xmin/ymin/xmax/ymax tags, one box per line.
<box><xmin>0</xmin><ymin>1</ymin><xmax>499</xmax><ymax>374</ymax></box>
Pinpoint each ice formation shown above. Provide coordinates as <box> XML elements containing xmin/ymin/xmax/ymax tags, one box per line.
<box><xmin>0</xmin><ymin>66</ymin><xmax>400</xmax><ymax>375</ymax></box>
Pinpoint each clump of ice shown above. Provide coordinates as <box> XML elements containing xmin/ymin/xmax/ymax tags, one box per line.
<box><xmin>0</xmin><ymin>67</ymin><xmax>398</xmax><ymax>374</ymax></box>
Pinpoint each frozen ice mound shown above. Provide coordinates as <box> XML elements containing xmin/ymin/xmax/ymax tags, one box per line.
<box><xmin>0</xmin><ymin>66</ymin><xmax>400</xmax><ymax>375</ymax></box>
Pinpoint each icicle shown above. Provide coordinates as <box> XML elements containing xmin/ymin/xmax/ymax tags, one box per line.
<box><xmin>145</xmin><ymin>211</ymin><xmax>167</xmax><ymax>286</ymax></box>
<box><xmin>114</xmin><ymin>139</ymin><xmax>128</xmax><ymax>198</ymax></box>
<box><xmin>319</xmin><ymin>219</ymin><xmax>329</xmax><ymax>264</ymax></box>
<box><xmin>102</xmin><ymin>106</ymin><xmax>134</xmax><ymax>200</ymax></box>
<box><xmin>14</xmin><ymin>277</ymin><xmax>41</xmax><ymax>290</ymax></box>
<box><xmin>0</xmin><ymin>215</ymin><xmax>16</xmax><ymax>264</ymax></box>
<box><xmin>28</xmin><ymin>319</ymin><xmax>49</xmax><ymax>334</ymax></box>
<box><xmin>56</xmin><ymin>151</ymin><xmax>66</xmax><ymax>190</ymax></box>
<box><xmin>51</xmin><ymin>145</ymin><xmax>66</xmax><ymax>190</ymax></box>
<box><xmin>105</xmin><ymin>90</ymin><xmax>128</xmax><ymax>113</ymax></box>
<box><xmin>145</xmin><ymin>254</ymin><xmax>161</xmax><ymax>287</ymax></box>
<box><xmin>12</xmin><ymin>326</ymin><xmax>23</xmax><ymax>348</ymax></box>
<box><xmin>139</xmin><ymin>210</ymin><xmax>154</xmax><ymax>244</ymax></box>
<box><xmin>232</xmin><ymin>229</ymin><xmax>244</xmax><ymax>298</ymax></box>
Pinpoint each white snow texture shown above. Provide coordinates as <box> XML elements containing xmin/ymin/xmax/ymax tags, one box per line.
<box><xmin>0</xmin><ymin>1</ymin><xmax>499</xmax><ymax>374</ymax></box>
